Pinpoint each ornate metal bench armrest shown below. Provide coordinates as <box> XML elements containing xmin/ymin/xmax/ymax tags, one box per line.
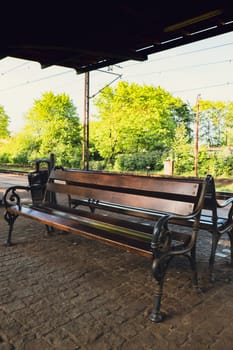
<box><xmin>215</xmin><ymin>196</ymin><xmax>233</xmax><ymax>220</ymax></box>
<box><xmin>217</xmin><ymin>196</ymin><xmax>233</xmax><ymax>208</ymax></box>
<box><xmin>151</xmin><ymin>210</ymin><xmax>201</xmax><ymax>257</ymax></box>
<box><xmin>151</xmin><ymin>215</ymin><xmax>172</xmax><ymax>258</ymax></box>
<box><xmin>3</xmin><ymin>185</ymin><xmax>32</xmax><ymax>209</ymax></box>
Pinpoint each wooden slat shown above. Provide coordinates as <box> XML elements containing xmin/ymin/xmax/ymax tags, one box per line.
<box><xmin>37</xmin><ymin>204</ymin><xmax>156</xmax><ymax>234</ymax></box>
<box><xmin>46</xmin><ymin>182</ymin><xmax>196</xmax><ymax>215</ymax></box>
<box><xmin>7</xmin><ymin>205</ymin><xmax>152</xmax><ymax>259</ymax></box>
<box><xmin>49</xmin><ymin>169</ymin><xmax>201</xmax><ymax>196</ymax></box>
<box><xmin>45</xmin><ymin>170</ymin><xmax>206</xmax><ymax>216</ymax></box>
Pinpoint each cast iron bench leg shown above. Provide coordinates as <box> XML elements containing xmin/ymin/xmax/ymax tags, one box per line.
<box><xmin>46</xmin><ymin>225</ymin><xmax>55</xmax><ymax>235</ymax></box>
<box><xmin>149</xmin><ymin>257</ymin><xmax>172</xmax><ymax>322</ymax></box>
<box><xmin>228</xmin><ymin>229</ymin><xmax>233</xmax><ymax>266</ymax></box>
<box><xmin>189</xmin><ymin>245</ymin><xmax>199</xmax><ymax>288</ymax></box>
<box><xmin>209</xmin><ymin>232</ymin><xmax>220</xmax><ymax>281</ymax></box>
<box><xmin>148</xmin><ymin>277</ymin><xmax>164</xmax><ymax>323</ymax></box>
<box><xmin>4</xmin><ymin>211</ymin><xmax>18</xmax><ymax>246</ymax></box>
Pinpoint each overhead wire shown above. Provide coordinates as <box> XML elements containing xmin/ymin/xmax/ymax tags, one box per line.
<box><xmin>124</xmin><ymin>40</ymin><xmax>233</xmax><ymax>67</ymax></box>
<box><xmin>0</xmin><ymin>69</ymin><xmax>79</xmax><ymax>93</ymax></box>
<box><xmin>172</xmin><ymin>81</ymin><xmax>233</xmax><ymax>94</ymax></box>
<box><xmin>124</xmin><ymin>58</ymin><xmax>233</xmax><ymax>78</ymax></box>
<box><xmin>0</xmin><ymin>61</ymin><xmax>29</xmax><ymax>76</ymax></box>
<box><xmin>0</xmin><ymin>39</ymin><xmax>232</xmax><ymax>96</ymax></box>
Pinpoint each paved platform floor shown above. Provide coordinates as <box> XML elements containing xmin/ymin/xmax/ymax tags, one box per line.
<box><xmin>0</xmin><ymin>177</ymin><xmax>233</xmax><ymax>349</ymax></box>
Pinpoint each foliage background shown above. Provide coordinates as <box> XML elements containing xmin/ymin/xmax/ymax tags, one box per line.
<box><xmin>0</xmin><ymin>82</ymin><xmax>233</xmax><ymax>179</ymax></box>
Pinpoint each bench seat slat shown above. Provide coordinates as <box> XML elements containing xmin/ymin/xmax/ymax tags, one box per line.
<box><xmin>37</xmin><ymin>204</ymin><xmax>156</xmax><ymax>234</ymax></box>
<box><xmin>38</xmin><ymin>202</ymin><xmax>230</xmax><ymax>236</ymax></box>
<box><xmin>7</xmin><ymin>204</ymin><xmax>153</xmax><ymax>258</ymax></box>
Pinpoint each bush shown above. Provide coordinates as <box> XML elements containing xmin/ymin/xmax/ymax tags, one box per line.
<box><xmin>89</xmin><ymin>160</ymin><xmax>106</xmax><ymax>171</ymax></box>
<box><xmin>0</xmin><ymin>153</ymin><xmax>10</xmax><ymax>164</ymax></box>
<box><xmin>115</xmin><ymin>150</ymin><xmax>166</xmax><ymax>172</ymax></box>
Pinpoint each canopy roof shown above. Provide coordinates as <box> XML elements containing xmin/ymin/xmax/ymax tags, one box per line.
<box><xmin>1</xmin><ymin>1</ymin><xmax>233</xmax><ymax>73</ymax></box>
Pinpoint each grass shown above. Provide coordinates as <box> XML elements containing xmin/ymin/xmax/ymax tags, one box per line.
<box><xmin>215</xmin><ymin>178</ymin><xmax>233</xmax><ymax>193</ymax></box>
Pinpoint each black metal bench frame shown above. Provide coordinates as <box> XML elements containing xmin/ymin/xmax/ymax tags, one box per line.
<box><xmin>3</xmin><ymin>169</ymin><xmax>213</xmax><ymax>322</ymax></box>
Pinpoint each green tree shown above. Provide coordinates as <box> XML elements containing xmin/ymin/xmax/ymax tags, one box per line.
<box><xmin>172</xmin><ymin>123</ymin><xmax>194</xmax><ymax>175</ymax></box>
<box><xmin>11</xmin><ymin>92</ymin><xmax>82</xmax><ymax>166</ymax></box>
<box><xmin>196</xmin><ymin>100</ymin><xmax>231</xmax><ymax>147</ymax></box>
<box><xmin>0</xmin><ymin>131</ymin><xmax>39</xmax><ymax>164</ymax></box>
<box><xmin>222</xmin><ymin>101</ymin><xmax>233</xmax><ymax>146</ymax></box>
<box><xmin>0</xmin><ymin>105</ymin><xmax>10</xmax><ymax>138</ymax></box>
<box><xmin>91</xmin><ymin>81</ymin><xmax>191</xmax><ymax>167</ymax></box>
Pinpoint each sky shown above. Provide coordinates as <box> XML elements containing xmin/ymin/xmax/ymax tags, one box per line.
<box><xmin>0</xmin><ymin>31</ymin><xmax>233</xmax><ymax>134</ymax></box>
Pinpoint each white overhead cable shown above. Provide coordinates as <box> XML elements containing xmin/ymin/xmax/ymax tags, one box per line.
<box><xmin>124</xmin><ymin>40</ymin><xmax>233</xmax><ymax>68</ymax></box>
<box><xmin>0</xmin><ymin>61</ymin><xmax>29</xmax><ymax>76</ymax></box>
<box><xmin>124</xmin><ymin>58</ymin><xmax>233</xmax><ymax>77</ymax></box>
<box><xmin>0</xmin><ymin>69</ymin><xmax>77</xmax><ymax>93</ymax></box>
<box><xmin>172</xmin><ymin>81</ymin><xmax>233</xmax><ymax>94</ymax></box>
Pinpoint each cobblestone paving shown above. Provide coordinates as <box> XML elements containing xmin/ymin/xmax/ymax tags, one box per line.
<box><xmin>0</xmin><ymin>204</ymin><xmax>233</xmax><ymax>349</ymax></box>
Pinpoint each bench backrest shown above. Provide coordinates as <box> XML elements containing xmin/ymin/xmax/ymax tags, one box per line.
<box><xmin>45</xmin><ymin>169</ymin><xmax>209</xmax><ymax>217</ymax></box>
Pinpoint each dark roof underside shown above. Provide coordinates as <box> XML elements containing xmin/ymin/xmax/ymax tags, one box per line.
<box><xmin>1</xmin><ymin>1</ymin><xmax>233</xmax><ymax>73</ymax></box>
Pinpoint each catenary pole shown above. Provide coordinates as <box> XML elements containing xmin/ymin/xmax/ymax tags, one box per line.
<box><xmin>194</xmin><ymin>94</ymin><xmax>201</xmax><ymax>177</ymax></box>
<box><xmin>82</xmin><ymin>71</ymin><xmax>90</xmax><ymax>170</ymax></box>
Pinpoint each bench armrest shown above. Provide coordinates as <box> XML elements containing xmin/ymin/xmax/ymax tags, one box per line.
<box><xmin>151</xmin><ymin>211</ymin><xmax>200</xmax><ymax>258</ymax></box>
<box><xmin>216</xmin><ymin>196</ymin><xmax>233</xmax><ymax>208</ymax></box>
<box><xmin>3</xmin><ymin>185</ymin><xmax>36</xmax><ymax>209</ymax></box>
<box><xmin>215</xmin><ymin>196</ymin><xmax>233</xmax><ymax>221</ymax></box>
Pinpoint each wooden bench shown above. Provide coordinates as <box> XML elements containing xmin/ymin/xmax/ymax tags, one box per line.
<box><xmin>3</xmin><ymin>169</ymin><xmax>210</xmax><ymax>322</ymax></box>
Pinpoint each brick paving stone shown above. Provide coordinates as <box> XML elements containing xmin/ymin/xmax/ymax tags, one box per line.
<box><xmin>211</xmin><ymin>329</ymin><xmax>233</xmax><ymax>350</ymax></box>
<box><xmin>1</xmin><ymin>196</ymin><xmax>233</xmax><ymax>350</ymax></box>
<box><xmin>0</xmin><ymin>343</ymin><xmax>15</xmax><ymax>350</ymax></box>
<box><xmin>15</xmin><ymin>337</ymin><xmax>52</xmax><ymax>350</ymax></box>
<box><xmin>45</xmin><ymin>329</ymin><xmax>80</xmax><ymax>350</ymax></box>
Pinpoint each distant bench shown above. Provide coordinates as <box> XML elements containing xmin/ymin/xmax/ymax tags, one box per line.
<box><xmin>200</xmin><ymin>180</ymin><xmax>233</xmax><ymax>278</ymax></box>
<box><xmin>3</xmin><ymin>169</ymin><xmax>230</xmax><ymax>322</ymax></box>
